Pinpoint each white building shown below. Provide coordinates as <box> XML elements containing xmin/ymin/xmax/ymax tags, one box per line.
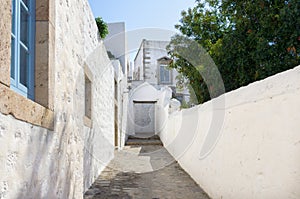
<box><xmin>127</xmin><ymin>40</ymin><xmax>183</xmax><ymax>137</ymax></box>
<box><xmin>104</xmin><ymin>22</ymin><xmax>129</xmax><ymax>150</ymax></box>
<box><xmin>104</xmin><ymin>22</ymin><xmax>129</xmax><ymax>76</ymax></box>
<box><xmin>133</xmin><ymin>40</ymin><xmax>176</xmax><ymax>87</ymax></box>
<box><xmin>0</xmin><ymin>0</ymin><xmax>117</xmax><ymax>197</ymax></box>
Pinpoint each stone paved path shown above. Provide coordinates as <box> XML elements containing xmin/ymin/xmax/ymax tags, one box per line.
<box><xmin>84</xmin><ymin>145</ymin><xmax>210</xmax><ymax>199</ymax></box>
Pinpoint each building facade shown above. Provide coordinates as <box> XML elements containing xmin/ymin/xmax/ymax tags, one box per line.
<box><xmin>104</xmin><ymin>22</ymin><xmax>129</xmax><ymax>150</ymax></box>
<box><xmin>133</xmin><ymin>40</ymin><xmax>177</xmax><ymax>88</ymax></box>
<box><xmin>126</xmin><ymin>40</ymin><xmax>183</xmax><ymax>137</ymax></box>
<box><xmin>0</xmin><ymin>0</ymin><xmax>117</xmax><ymax>198</ymax></box>
<box><xmin>104</xmin><ymin>22</ymin><xmax>129</xmax><ymax>76</ymax></box>
<box><xmin>133</xmin><ymin>39</ymin><xmax>189</xmax><ymax>102</ymax></box>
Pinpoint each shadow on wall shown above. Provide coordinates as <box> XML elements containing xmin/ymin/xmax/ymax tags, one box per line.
<box><xmin>15</xmin><ymin>112</ymin><xmax>83</xmax><ymax>199</ymax></box>
<box><xmin>83</xmin><ymin>126</ymin><xmax>95</xmax><ymax>191</ymax></box>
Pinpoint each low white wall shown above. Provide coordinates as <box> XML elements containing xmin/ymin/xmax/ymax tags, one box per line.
<box><xmin>160</xmin><ymin>66</ymin><xmax>300</xmax><ymax>199</ymax></box>
<box><xmin>127</xmin><ymin>83</ymin><xmax>171</xmax><ymax>135</ymax></box>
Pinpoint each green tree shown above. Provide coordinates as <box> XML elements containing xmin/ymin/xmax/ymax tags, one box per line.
<box><xmin>95</xmin><ymin>17</ymin><xmax>109</xmax><ymax>39</ymax></box>
<box><xmin>169</xmin><ymin>0</ymin><xmax>300</xmax><ymax>104</ymax></box>
<box><xmin>168</xmin><ymin>0</ymin><xmax>227</xmax><ymax>104</ymax></box>
<box><xmin>220</xmin><ymin>0</ymin><xmax>300</xmax><ymax>90</ymax></box>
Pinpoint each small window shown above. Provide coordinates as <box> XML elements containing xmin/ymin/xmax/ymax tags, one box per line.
<box><xmin>159</xmin><ymin>64</ymin><xmax>171</xmax><ymax>84</ymax></box>
<box><xmin>85</xmin><ymin>74</ymin><xmax>92</xmax><ymax>119</ymax></box>
<box><xmin>11</xmin><ymin>0</ymin><xmax>35</xmax><ymax>100</ymax></box>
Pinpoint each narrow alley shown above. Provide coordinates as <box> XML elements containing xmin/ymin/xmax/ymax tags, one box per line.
<box><xmin>1</xmin><ymin>0</ymin><xmax>299</xmax><ymax>198</ymax></box>
<box><xmin>84</xmin><ymin>136</ymin><xmax>210</xmax><ymax>199</ymax></box>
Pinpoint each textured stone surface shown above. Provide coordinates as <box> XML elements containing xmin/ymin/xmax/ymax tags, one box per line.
<box><xmin>0</xmin><ymin>0</ymin><xmax>11</xmax><ymax>86</ymax></box>
<box><xmin>36</xmin><ymin>0</ymin><xmax>49</xmax><ymax>21</ymax></box>
<box><xmin>0</xmin><ymin>0</ymin><xmax>115</xmax><ymax>199</ymax></box>
<box><xmin>0</xmin><ymin>83</ymin><xmax>54</xmax><ymax>130</ymax></box>
<box><xmin>84</xmin><ymin>145</ymin><xmax>210</xmax><ymax>199</ymax></box>
<box><xmin>35</xmin><ymin>0</ymin><xmax>55</xmax><ymax>110</ymax></box>
<box><xmin>36</xmin><ymin>0</ymin><xmax>55</xmax><ymax>25</ymax></box>
<box><xmin>35</xmin><ymin>21</ymin><xmax>51</xmax><ymax>108</ymax></box>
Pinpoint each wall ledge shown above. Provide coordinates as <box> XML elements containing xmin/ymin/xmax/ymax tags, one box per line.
<box><xmin>0</xmin><ymin>83</ymin><xmax>54</xmax><ymax>130</ymax></box>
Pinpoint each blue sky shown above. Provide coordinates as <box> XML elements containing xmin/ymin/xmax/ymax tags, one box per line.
<box><xmin>88</xmin><ymin>0</ymin><xmax>196</xmax><ymax>62</ymax></box>
<box><xmin>88</xmin><ymin>0</ymin><xmax>195</xmax><ymax>36</ymax></box>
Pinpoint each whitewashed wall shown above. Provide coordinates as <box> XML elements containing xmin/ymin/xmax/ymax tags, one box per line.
<box><xmin>120</xmin><ymin>88</ymin><xmax>128</xmax><ymax>147</ymax></box>
<box><xmin>160</xmin><ymin>66</ymin><xmax>300</xmax><ymax>199</ymax></box>
<box><xmin>104</xmin><ymin>22</ymin><xmax>129</xmax><ymax>149</ymax></box>
<box><xmin>83</xmin><ymin>43</ymin><xmax>115</xmax><ymax>192</ymax></box>
<box><xmin>112</xmin><ymin>59</ymin><xmax>128</xmax><ymax>149</ymax></box>
<box><xmin>127</xmin><ymin>82</ymin><xmax>171</xmax><ymax>136</ymax></box>
<box><xmin>0</xmin><ymin>1</ymin><xmax>115</xmax><ymax>198</ymax></box>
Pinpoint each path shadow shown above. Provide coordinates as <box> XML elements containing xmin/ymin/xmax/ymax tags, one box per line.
<box><xmin>83</xmin><ymin>144</ymin><xmax>210</xmax><ymax>199</ymax></box>
<box><xmin>84</xmin><ymin>171</ymin><xmax>139</xmax><ymax>199</ymax></box>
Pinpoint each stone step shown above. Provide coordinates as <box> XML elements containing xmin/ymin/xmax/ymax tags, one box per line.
<box><xmin>126</xmin><ymin>139</ymin><xmax>163</xmax><ymax>146</ymax></box>
<box><xmin>127</xmin><ymin>134</ymin><xmax>160</xmax><ymax>140</ymax></box>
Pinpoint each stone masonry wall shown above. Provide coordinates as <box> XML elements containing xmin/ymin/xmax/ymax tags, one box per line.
<box><xmin>0</xmin><ymin>0</ymin><xmax>114</xmax><ymax>198</ymax></box>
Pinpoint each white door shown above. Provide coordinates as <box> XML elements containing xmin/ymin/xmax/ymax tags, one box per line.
<box><xmin>134</xmin><ymin>102</ymin><xmax>155</xmax><ymax>134</ymax></box>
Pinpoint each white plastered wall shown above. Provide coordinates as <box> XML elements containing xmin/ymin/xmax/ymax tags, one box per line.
<box><xmin>160</xmin><ymin>66</ymin><xmax>300</xmax><ymax>199</ymax></box>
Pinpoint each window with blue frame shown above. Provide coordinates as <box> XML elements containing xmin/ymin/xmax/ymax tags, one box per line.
<box><xmin>11</xmin><ymin>0</ymin><xmax>35</xmax><ymax>100</ymax></box>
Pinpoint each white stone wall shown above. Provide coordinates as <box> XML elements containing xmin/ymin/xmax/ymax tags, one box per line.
<box><xmin>160</xmin><ymin>66</ymin><xmax>300</xmax><ymax>199</ymax></box>
<box><xmin>119</xmin><ymin>77</ymin><xmax>129</xmax><ymax>148</ymax></box>
<box><xmin>83</xmin><ymin>43</ymin><xmax>114</xmax><ymax>192</ymax></box>
<box><xmin>0</xmin><ymin>0</ymin><xmax>115</xmax><ymax>198</ymax></box>
<box><xmin>127</xmin><ymin>82</ymin><xmax>171</xmax><ymax>135</ymax></box>
<box><xmin>104</xmin><ymin>22</ymin><xmax>129</xmax><ymax>149</ymax></box>
<box><xmin>112</xmin><ymin>59</ymin><xmax>128</xmax><ymax>149</ymax></box>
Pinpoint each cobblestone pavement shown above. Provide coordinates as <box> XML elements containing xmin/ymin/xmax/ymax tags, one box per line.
<box><xmin>84</xmin><ymin>145</ymin><xmax>210</xmax><ymax>199</ymax></box>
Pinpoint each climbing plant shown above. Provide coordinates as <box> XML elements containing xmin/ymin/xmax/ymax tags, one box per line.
<box><xmin>95</xmin><ymin>17</ymin><xmax>109</xmax><ymax>39</ymax></box>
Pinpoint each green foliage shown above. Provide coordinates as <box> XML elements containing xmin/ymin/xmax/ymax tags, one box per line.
<box><xmin>169</xmin><ymin>0</ymin><xmax>300</xmax><ymax>104</ymax></box>
<box><xmin>95</xmin><ymin>17</ymin><xmax>109</xmax><ymax>39</ymax></box>
<box><xmin>180</xmin><ymin>100</ymin><xmax>191</xmax><ymax>109</ymax></box>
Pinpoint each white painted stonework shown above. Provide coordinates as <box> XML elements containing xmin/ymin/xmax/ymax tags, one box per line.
<box><xmin>112</xmin><ymin>59</ymin><xmax>128</xmax><ymax>149</ymax></box>
<box><xmin>160</xmin><ymin>65</ymin><xmax>300</xmax><ymax>199</ymax></box>
<box><xmin>104</xmin><ymin>22</ymin><xmax>129</xmax><ymax>150</ymax></box>
<box><xmin>127</xmin><ymin>82</ymin><xmax>172</xmax><ymax>136</ymax></box>
<box><xmin>0</xmin><ymin>1</ymin><xmax>115</xmax><ymax>198</ymax></box>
